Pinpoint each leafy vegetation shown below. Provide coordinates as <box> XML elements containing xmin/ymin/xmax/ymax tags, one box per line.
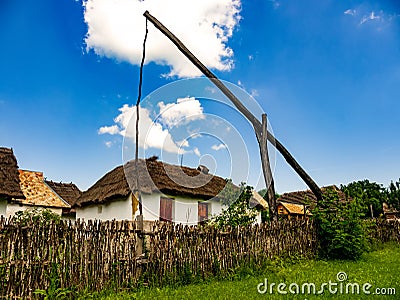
<box><xmin>313</xmin><ymin>188</ymin><xmax>368</xmax><ymax>260</ymax></box>
<box><xmin>387</xmin><ymin>179</ymin><xmax>400</xmax><ymax>211</ymax></box>
<box><xmin>340</xmin><ymin>178</ymin><xmax>400</xmax><ymax>217</ymax></box>
<box><xmin>34</xmin><ymin>263</ymin><xmax>72</xmax><ymax>300</ymax></box>
<box><xmin>13</xmin><ymin>208</ymin><xmax>61</xmax><ymax>225</ymax></box>
<box><xmin>77</xmin><ymin>243</ymin><xmax>400</xmax><ymax>299</ymax></box>
<box><xmin>209</xmin><ymin>180</ymin><xmax>258</xmax><ymax>227</ymax></box>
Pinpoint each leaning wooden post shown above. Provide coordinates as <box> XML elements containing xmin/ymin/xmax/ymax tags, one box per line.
<box><xmin>143</xmin><ymin>11</ymin><xmax>323</xmax><ymax>203</ymax></box>
<box><xmin>259</xmin><ymin>114</ymin><xmax>277</xmax><ymax>219</ymax></box>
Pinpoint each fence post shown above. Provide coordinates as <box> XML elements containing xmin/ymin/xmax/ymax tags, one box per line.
<box><xmin>135</xmin><ymin>215</ymin><xmax>144</xmax><ymax>256</ymax></box>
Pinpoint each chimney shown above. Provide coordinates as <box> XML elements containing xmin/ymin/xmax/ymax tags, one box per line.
<box><xmin>197</xmin><ymin>165</ymin><xmax>209</xmax><ymax>175</ymax></box>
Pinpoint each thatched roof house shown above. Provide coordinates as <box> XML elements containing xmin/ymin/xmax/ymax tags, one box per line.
<box><xmin>277</xmin><ymin>185</ymin><xmax>348</xmax><ymax>209</ymax></box>
<box><xmin>0</xmin><ymin>147</ymin><xmax>24</xmax><ymax>200</ymax></box>
<box><xmin>277</xmin><ymin>202</ymin><xmax>312</xmax><ymax>216</ymax></box>
<box><xmin>76</xmin><ymin>157</ymin><xmax>230</xmax><ymax>207</ymax></box>
<box><xmin>76</xmin><ymin>157</ymin><xmax>267</xmax><ymax>223</ymax></box>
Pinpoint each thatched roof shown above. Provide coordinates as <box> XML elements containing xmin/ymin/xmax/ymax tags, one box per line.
<box><xmin>249</xmin><ymin>190</ymin><xmax>268</xmax><ymax>210</ymax></box>
<box><xmin>45</xmin><ymin>181</ymin><xmax>82</xmax><ymax>206</ymax></box>
<box><xmin>277</xmin><ymin>185</ymin><xmax>348</xmax><ymax>209</ymax></box>
<box><xmin>0</xmin><ymin>147</ymin><xmax>24</xmax><ymax>199</ymax></box>
<box><xmin>17</xmin><ymin>170</ymin><xmax>70</xmax><ymax>208</ymax></box>
<box><xmin>278</xmin><ymin>201</ymin><xmax>312</xmax><ymax>215</ymax></box>
<box><xmin>76</xmin><ymin>158</ymin><xmax>230</xmax><ymax>207</ymax></box>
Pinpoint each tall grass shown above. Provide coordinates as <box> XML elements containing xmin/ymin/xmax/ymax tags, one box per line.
<box><xmin>79</xmin><ymin>242</ymin><xmax>399</xmax><ymax>299</ymax></box>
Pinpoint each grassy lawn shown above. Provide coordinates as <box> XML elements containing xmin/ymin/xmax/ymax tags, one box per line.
<box><xmin>82</xmin><ymin>243</ymin><xmax>399</xmax><ymax>300</ymax></box>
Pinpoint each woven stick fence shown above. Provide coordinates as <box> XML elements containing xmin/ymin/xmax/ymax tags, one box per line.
<box><xmin>0</xmin><ymin>217</ymin><xmax>398</xmax><ymax>298</ymax></box>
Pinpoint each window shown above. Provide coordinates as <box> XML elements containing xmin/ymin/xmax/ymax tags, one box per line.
<box><xmin>98</xmin><ymin>205</ymin><xmax>102</xmax><ymax>214</ymax></box>
<box><xmin>160</xmin><ymin>197</ymin><xmax>173</xmax><ymax>222</ymax></box>
<box><xmin>198</xmin><ymin>202</ymin><xmax>209</xmax><ymax>224</ymax></box>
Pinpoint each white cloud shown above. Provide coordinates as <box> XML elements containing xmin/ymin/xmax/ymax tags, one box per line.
<box><xmin>344</xmin><ymin>9</ymin><xmax>356</xmax><ymax>16</ymax></box>
<box><xmin>99</xmin><ymin>104</ymin><xmax>185</xmax><ymax>154</ymax></box>
<box><xmin>211</xmin><ymin>143</ymin><xmax>227</xmax><ymax>151</ymax></box>
<box><xmin>360</xmin><ymin>11</ymin><xmax>382</xmax><ymax>25</ymax></box>
<box><xmin>178</xmin><ymin>139</ymin><xmax>190</xmax><ymax>148</ymax></box>
<box><xmin>250</xmin><ymin>89</ymin><xmax>259</xmax><ymax>98</ymax></box>
<box><xmin>98</xmin><ymin>124</ymin><xmax>119</xmax><ymax>135</ymax></box>
<box><xmin>269</xmin><ymin>0</ymin><xmax>280</xmax><ymax>9</ymax></box>
<box><xmin>83</xmin><ymin>0</ymin><xmax>241</xmax><ymax>78</ymax></box>
<box><xmin>105</xmin><ymin>141</ymin><xmax>113</xmax><ymax>148</ymax></box>
<box><xmin>193</xmin><ymin>147</ymin><xmax>201</xmax><ymax>157</ymax></box>
<box><xmin>157</xmin><ymin>97</ymin><xmax>205</xmax><ymax>128</ymax></box>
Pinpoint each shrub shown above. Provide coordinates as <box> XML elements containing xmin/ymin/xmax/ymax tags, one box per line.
<box><xmin>209</xmin><ymin>181</ymin><xmax>258</xmax><ymax>228</ymax></box>
<box><xmin>313</xmin><ymin>188</ymin><xmax>368</xmax><ymax>260</ymax></box>
<box><xmin>13</xmin><ymin>208</ymin><xmax>61</xmax><ymax>225</ymax></box>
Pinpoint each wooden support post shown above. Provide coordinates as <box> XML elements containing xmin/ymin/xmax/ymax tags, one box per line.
<box><xmin>259</xmin><ymin>114</ymin><xmax>277</xmax><ymax>219</ymax></box>
<box><xmin>135</xmin><ymin>214</ymin><xmax>144</xmax><ymax>256</ymax></box>
<box><xmin>143</xmin><ymin>10</ymin><xmax>323</xmax><ymax>202</ymax></box>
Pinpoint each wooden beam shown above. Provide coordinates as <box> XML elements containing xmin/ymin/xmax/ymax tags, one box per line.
<box><xmin>143</xmin><ymin>10</ymin><xmax>323</xmax><ymax>202</ymax></box>
<box><xmin>259</xmin><ymin>114</ymin><xmax>277</xmax><ymax>219</ymax></box>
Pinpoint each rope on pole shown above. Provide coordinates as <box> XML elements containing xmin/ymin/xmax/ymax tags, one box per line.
<box><xmin>135</xmin><ymin>18</ymin><xmax>148</xmax><ymax>216</ymax></box>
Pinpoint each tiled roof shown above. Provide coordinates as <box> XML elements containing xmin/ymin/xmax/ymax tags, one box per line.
<box><xmin>18</xmin><ymin>170</ymin><xmax>70</xmax><ymax>208</ymax></box>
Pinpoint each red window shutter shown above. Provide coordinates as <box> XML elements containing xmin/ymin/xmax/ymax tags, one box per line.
<box><xmin>160</xmin><ymin>197</ymin><xmax>173</xmax><ymax>222</ymax></box>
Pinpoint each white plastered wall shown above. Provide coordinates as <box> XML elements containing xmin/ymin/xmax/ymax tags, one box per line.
<box><xmin>76</xmin><ymin>194</ymin><xmax>133</xmax><ymax>221</ymax></box>
<box><xmin>6</xmin><ymin>203</ymin><xmax>62</xmax><ymax>218</ymax></box>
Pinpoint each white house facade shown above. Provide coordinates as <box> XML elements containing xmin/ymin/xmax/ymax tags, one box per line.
<box><xmin>75</xmin><ymin>157</ymin><xmax>265</xmax><ymax>225</ymax></box>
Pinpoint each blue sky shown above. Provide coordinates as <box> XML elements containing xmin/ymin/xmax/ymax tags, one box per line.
<box><xmin>0</xmin><ymin>0</ymin><xmax>399</xmax><ymax>194</ymax></box>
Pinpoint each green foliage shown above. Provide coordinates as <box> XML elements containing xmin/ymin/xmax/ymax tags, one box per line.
<box><xmin>210</xmin><ymin>180</ymin><xmax>258</xmax><ymax>228</ymax></box>
<box><xmin>387</xmin><ymin>178</ymin><xmax>400</xmax><ymax>211</ymax></box>
<box><xmin>341</xmin><ymin>179</ymin><xmax>386</xmax><ymax>218</ymax></box>
<box><xmin>34</xmin><ymin>263</ymin><xmax>73</xmax><ymax>299</ymax></box>
<box><xmin>313</xmin><ymin>188</ymin><xmax>368</xmax><ymax>260</ymax></box>
<box><xmin>13</xmin><ymin>208</ymin><xmax>61</xmax><ymax>225</ymax></box>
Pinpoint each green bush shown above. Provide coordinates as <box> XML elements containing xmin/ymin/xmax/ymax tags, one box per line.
<box><xmin>13</xmin><ymin>208</ymin><xmax>61</xmax><ymax>225</ymax></box>
<box><xmin>209</xmin><ymin>181</ymin><xmax>258</xmax><ymax>228</ymax></box>
<box><xmin>313</xmin><ymin>188</ymin><xmax>368</xmax><ymax>260</ymax></box>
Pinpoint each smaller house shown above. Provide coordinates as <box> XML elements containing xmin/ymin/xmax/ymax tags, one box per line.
<box><xmin>382</xmin><ymin>202</ymin><xmax>400</xmax><ymax>221</ymax></box>
<box><xmin>11</xmin><ymin>170</ymin><xmax>71</xmax><ymax>217</ymax></box>
<box><xmin>0</xmin><ymin>148</ymin><xmax>25</xmax><ymax>216</ymax></box>
<box><xmin>0</xmin><ymin>147</ymin><xmax>82</xmax><ymax>219</ymax></box>
<box><xmin>276</xmin><ymin>185</ymin><xmax>348</xmax><ymax>219</ymax></box>
<box><xmin>276</xmin><ymin>202</ymin><xmax>312</xmax><ymax>219</ymax></box>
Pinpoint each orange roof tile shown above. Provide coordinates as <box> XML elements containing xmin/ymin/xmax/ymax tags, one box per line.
<box><xmin>18</xmin><ymin>170</ymin><xmax>70</xmax><ymax>208</ymax></box>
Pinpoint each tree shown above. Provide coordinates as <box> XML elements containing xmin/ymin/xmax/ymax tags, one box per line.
<box><xmin>340</xmin><ymin>180</ymin><xmax>386</xmax><ymax>218</ymax></box>
<box><xmin>387</xmin><ymin>179</ymin><xmax>400</xmax><ymax>211</ymax></box>
<box><xmin>210</xmin><ymin>180</ymin><xmax>258</xmax><ymax>228</ymax></box>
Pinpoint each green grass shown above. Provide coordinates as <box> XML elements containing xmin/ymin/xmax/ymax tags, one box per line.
<box><xmin>79</xmin><ymin>243</ymin><xmax>400</xmax><ymax>300</ymax></box>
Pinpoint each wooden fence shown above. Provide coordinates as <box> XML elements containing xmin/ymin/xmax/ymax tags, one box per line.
<box><xmin>0</xmin><ymin>218</ymin><xmax>398</xmax><ymax>298</ymax></box>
